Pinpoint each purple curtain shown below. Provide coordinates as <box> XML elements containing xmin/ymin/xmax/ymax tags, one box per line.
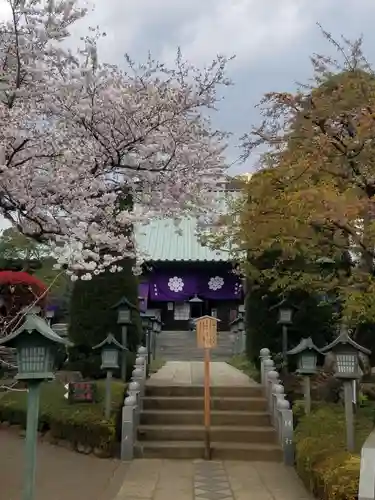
<box><xmin>149</xmin><ymin>271</ymin><xmax>242</xmax><ymax>301</ymax></box>
<box><xmin>138</xmin><ymin>282</ymin><xmax>149</xmax><ymax>312</ymax></box>
<box><xmin>150</xmin><ymin>273</ymin><xmax>198</xmax><ymax>301</ymax></box>
<box><xmin>199</xmin><ymin>273</ymin><xmax>243</xmax><ymax>300</ymax></box>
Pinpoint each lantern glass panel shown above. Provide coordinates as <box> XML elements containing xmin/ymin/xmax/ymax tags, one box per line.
<box><xmin>17</xmin><ymin>345</ymin><xmax>54</xmax><ymax>378</ymax></box>
<box><xmin>118</xmin><ymin>308</ymin><xmax>131</xmax><ymax>324</ymax></box>
<box><xmin>299</xmin><ymin>352</ymin><xmax>317</xmax><ymax>371</ymax></box>
<box><xmin>101</xmin><ymin>348</ymin><xmax>119</xmax><ymax>369</ymax></box>
<box><xmin>279</xmin><ymin>308</ymin><xmax>292</xmax><ymax>324</ymax></box>
<box><xmin>336</xmin><ymin>352</ymin><xmax>358</xmax><ymax>376</ymax></box>
<box><xmin>238</xmin><ymin>320</ymin><xmax>244</xmax><ymax>331</ymax></box>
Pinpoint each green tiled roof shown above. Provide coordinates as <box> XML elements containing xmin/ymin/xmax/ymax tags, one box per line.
<box><xmin>135</xmin><ymin>217</ymin><xmax>231</xmax><ymax>262</ymax></box>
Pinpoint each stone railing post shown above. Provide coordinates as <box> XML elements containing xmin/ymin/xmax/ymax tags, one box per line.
<box><xmin>266</xmin><ymin>370</ymin><xmax>279</xmax><ymax>416</ymax></box>
<box><xmin>128</xmin><ymin>381</ymin><xmax>141</xmax><ymax>427</ymax></box>
<box><xmin>135</xmin><ymin>355</ymin><xmax>147</xmax><ymax>382</ymax></box>
<box><xmin>272</xmin><ymin>383</ymin><xmax>285</xmax><ymax>428</ymax></box>
<box><xmin>358</xmin><ymin>429</ymin><xmax>375</xmax><ymax>500</ymax></box>
<box><xmin>137</xmin><ymin>346</ymin><xmax>148</xmax><ymax>377</ymax></box>
<box><xmin>277</xmin><ymin>399</ymin><xmax>294</xmax><ymax>466</ymax></box>
<box><xmin>260</xmin><ymin>348</ymin><xmax>271</xmax><ymax>386</ymax></box>
<box><xmin>262</xmin><ymin>358</ymin><xmax>275</xmax><ymax>396</ymax></box>
<box><xmin>131</xmin><ymin>367</ymin><xmax>145</xmax><ymax>404</ymax></box>
<box><xmin>121</xmin><ymin>395</ymin><xmax>137</xmax><ymax>460</ymax></box>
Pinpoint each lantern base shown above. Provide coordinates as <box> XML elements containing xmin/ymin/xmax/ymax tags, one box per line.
<box><xmin>334</xmin><ymin>373</ymin><xmax>361</xmax><ymax>380</ymax></box>
<box><xmin>15</xmin><ymin>372</ymin><xmax>55</xmax><ymax>381</ymax></box>
<box><xmin>296</xmin><ymin>369</ymin><xmax>316</xmax><ymax>376</ymax></box>
<box><xmin>100</xmin><ymin>364</ymin><xmax>119</xmax><ymax>371</ymax></box>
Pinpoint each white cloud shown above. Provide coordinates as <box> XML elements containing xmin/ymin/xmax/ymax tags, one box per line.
<box><xmin>160</xmin><ymin>0</ymin><xmax>322</xmax><ymax>68</ymax></box>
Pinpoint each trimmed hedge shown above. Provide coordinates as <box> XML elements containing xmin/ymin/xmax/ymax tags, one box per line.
<box><xmin>0</xmin><ymin>380</ymin><xmax>126</xmax><ymax>457</ymax></box>
<box><xmin>69</xmin><ymin>259</ymin><xmax>142</xmax><ymax>353</ymax></box>
<box><xmin>294</xmin><ymin>403</ymin><xmax>374</xmax><ymax>500</ymax></box>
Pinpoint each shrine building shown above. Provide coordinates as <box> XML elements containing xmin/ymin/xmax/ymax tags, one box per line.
<box><xmin>135</xmin><ymin>190</ymin><xmax>244</xmax><ymax>331</ymax></box>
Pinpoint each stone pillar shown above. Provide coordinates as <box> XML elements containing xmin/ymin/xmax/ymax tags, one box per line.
<box><xmin>272</xmin><ymin>383</ymin><xmax>285</xmax><ymax>428</ymax></box>
<box><xmin>121</xmin><ymin>395</ymin><xmax>137</xmax><ymax>461</ymax></box>
<box><xmin>263</xmin><ymin>358</ymin><xmax>275</xmax><ymax>396</ymax></box>
<box><xmin>259</xmin><ymin>348</ymin><xmax>271</xmax><ymax>387</ymax></box>
<box><xmin>277</xmin><ymin>399</ymin><xmax>294</xmax><ymax>466</ymax></box>
<box><xmin>266</xmin><ymin>370</ymin><xmax>279</xmax><ymax>416</ymax></box>
<box><xmin>128</xmin><ymin>381</ymin><xmax>141</xmax><ymax>427</ymax></box>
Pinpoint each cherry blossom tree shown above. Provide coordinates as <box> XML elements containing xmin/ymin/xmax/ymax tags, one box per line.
<box><xmin>0</xmin><ymin>0</ymin><xmax>232</xmax><ymax>277</ymax></box>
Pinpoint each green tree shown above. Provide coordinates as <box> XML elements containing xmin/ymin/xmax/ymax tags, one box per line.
<box><xmin>68</xmin><ymin>260</ymin><xmax>142</xmax><ymax>379</ymax></box>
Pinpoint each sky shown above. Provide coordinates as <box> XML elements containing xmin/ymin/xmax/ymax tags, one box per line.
<box><xmin>66</xmin><ymin>0</ymin><xmax>375</xmax><ymax>174</ymax></box>
<box><xmin>1</xmin><ymin>0</ymin><xmax>375</xmax><ymax>231</ymax></box>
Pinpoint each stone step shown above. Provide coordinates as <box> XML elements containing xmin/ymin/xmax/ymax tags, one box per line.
<box><xmin>137</xmin><ymin>425</ymin><xmax>277</xmax><ymax>444</ymax></box>
<box><xmin>140</xmin><ymin>410</ymin><xmax>271</xmax><ymax>427</ymax></box>
<box><xmin>145</xmin><ymin>385</ymin><xmax>262</xmax><ymax>398</ymax></box>
<box><xmin>142</xmin><ymin>396</ymin><xmax>267</xmax><ymax>412</ymax></box>
<box><xmin>134</xmin><ymin>440</ymin><xmax>282</xmax><ymax>461</ymax></box>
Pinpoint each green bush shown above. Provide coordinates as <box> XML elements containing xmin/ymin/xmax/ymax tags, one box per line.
<box><xmin>68</xmin><ymin>259</ymin><xmax>142</xmax><ymax>378</ymax></box>
<box><xmin>294</xmin><ymin>404</ymin><xmax>374</xmax><ymax>500</ymax></box>
<box><xmin>0</xmin><ymin>380</ymin><xmax>126</xmax><ymax>456</ymax></box>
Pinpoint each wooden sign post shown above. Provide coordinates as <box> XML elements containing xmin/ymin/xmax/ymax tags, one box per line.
<box><xmin>196</xmin><ymin>315</ymin><xmax>219</xmax><ymax>460</ymax></box>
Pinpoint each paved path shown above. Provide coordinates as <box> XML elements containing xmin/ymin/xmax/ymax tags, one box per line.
<box><xmin>148</xmin><ymin>361</ymin><xmax>257</xmax><ymax>386</ymax></box>
<box><xmin>0</xmin><ymin>429</ymin><xmax>128</xmax><ymax>500</ymax></box>
<box><xmin>114</xmin><ymin>459</ymin><xmax>313</xmax><ymax>500</ymax></box>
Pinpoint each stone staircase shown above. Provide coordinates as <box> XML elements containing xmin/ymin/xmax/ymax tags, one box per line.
<box><xmin>135</xmin><ymin>384</ymin><xmax>282</xmax><ymax>461</ymax></box>
<box><xmin>156</xmin><ymin>330</ymin><xmax>233</xmax><ymax>361</ymax></box>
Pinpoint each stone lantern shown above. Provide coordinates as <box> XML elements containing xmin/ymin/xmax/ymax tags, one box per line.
<box><xmin>287</xmin><ymin>337</ymin><xmax>322</xmax><ymax>414</ymax></box>
<box><xmin>0</xmin><ymin>312</ymin><xmax>71</xmax><ymax>500</ymax></box>
<box><xmin>321</xmin><ymin>322</ymin><xmax>371</xmax><ymax>452</ymax></box>
<box><xmin>93</xmin><ymin>333</ymin><xmax>126</xmax><ymax>419</ymax></box>
<box><xmin>112</xmin><ymin>297</ymin><xmax>136</xmax><ymax>382</ymax></box>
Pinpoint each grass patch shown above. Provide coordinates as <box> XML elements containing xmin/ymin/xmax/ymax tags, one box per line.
<box><xmin>0</xmin><ymin>379</ymin><xmax>126</xmax><ymax>456</ymax></box>
<box><xmin>149</xmin><ymin>357</ymin><xmax>165</xmax><ymax>374</ymax></box>
<box><xmin>228</xmin><ymin>354</ymin><xmax>260</xmax><ymax>382</ymax></box>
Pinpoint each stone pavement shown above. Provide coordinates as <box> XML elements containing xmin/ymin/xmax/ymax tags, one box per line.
<box><xmin>147</xmin><ymin>361</ymin><xmax>257</xmax><ymax>386</ymax></box>
<box><xmin>0</xmin><ymin>429</ymin><xmax>128</xmax><ymax>500</ymax></box>
<box><xmin>113</xmin><ymin>458</ymin><xmax>313</xmax><ymax>500</ymax></box>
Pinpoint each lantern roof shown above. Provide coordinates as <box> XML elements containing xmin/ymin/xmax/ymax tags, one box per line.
<box><xmin>111</xmin><ymin>296</ymin><xmax>137</xmax><ymax>311</ymax></box>
<box><xmin>140</xmin><ymin>312</ymin><xmax>156</xmax><ymax>319</ymax></box>
<box><xmin>92</xmin><ymin>333</ymin><xmax>126</xmax><ymax>351</ymax></box>
<box><xmin>270</xmin><ymin>297</ymin><xmax>298</xmax><ymax>312</ymax></box>
<box><xmin>0</xmin><ymin>313</ymin><xmax>72</xmax><ymax>348</ymax></box>
<box><xmin>321</xmin><ymin>323</ymin><xmax>371</xmax><ymax>355</ymax></box>
<box><xmin>287</xmin><ymin>337</ymin><xmax>322</xmax><ymax>356</ymax></box>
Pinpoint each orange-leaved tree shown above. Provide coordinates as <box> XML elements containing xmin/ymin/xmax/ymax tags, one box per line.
<box><xmin>240</xmin><ymin>28</ymin><xmax>375</xmax><ymax>322</ymax></box>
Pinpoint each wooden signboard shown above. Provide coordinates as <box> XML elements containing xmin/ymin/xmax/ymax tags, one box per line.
<box><xmin>64</xmin><ymin>381</ymin><xmax>96</xmax><ymax>403</ymax></box>
<box><xmin>195</xmin><ymin>315</ymin><xmax>220</xmax><ymax>460</ymax></box>
<box><xmin>196</xmin><ymin>315</ymin><xmax>218</xmax><ymax>349</ymax></box>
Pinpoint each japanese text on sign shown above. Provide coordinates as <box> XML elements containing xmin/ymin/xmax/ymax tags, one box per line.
<box><xmin>196</xmin><ymin>316</ymin><xmax>217</xmax><ymax>349</ymax></box>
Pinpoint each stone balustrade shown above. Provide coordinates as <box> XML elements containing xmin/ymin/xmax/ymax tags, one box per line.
<box><xmin>259</xmin><ymin>348</ymin><xmax>294</xmax><ymax>466</ymax></box>
<box><xmin>120</xmin><ymin>345</ymin><xmax>149</xmax><ymax>461</ymax></box>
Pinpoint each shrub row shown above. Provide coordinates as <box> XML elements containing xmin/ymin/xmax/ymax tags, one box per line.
<box><xmin>294</xmin><ymin>403</ymin><xmax>374</xmax><ymax>500</ymax></box>
<box><xmin>0</xmin><ymin>379</ymin><xmax>126</xmax><ymax>457</ymax></box>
